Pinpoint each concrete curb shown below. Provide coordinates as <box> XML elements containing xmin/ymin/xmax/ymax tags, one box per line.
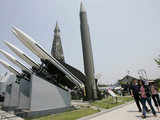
<box><xmin>78</xmin><ymin>101</ymin><xmax>134</xmax><ymax>120</ymax></box>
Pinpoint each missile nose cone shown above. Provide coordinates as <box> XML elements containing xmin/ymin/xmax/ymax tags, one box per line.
<box><xmin>0</xmin><ymin>49</ymin><xmax>10</xmax><ymax>58</ymax></box>
<box><xmin>0</xmin><ymin>49</ymin><xmax>3</xmax><ymax>53</ymax></box>
<box><xmin>56</xmin><ymin>21</ymin><xmax>59</xmax><ymax>29</ymax></box>
<box><xmin>11</xmin><ymin>29</ymin><xmax>17</xmax><ymax>36</ymax></box>
<box><xmin>0</xmin><ymin>59</ymin><xmax>3</xmax><ymax>63</ymax></box>
<box><xmin>0</xmin><ymin>59</ymin><xmax>6</xmax><ymax>66</ymax></box>
<box><xmin>11</xmin><ymin>26</ymin><xmax>25</xmax><ymax>38</ymax></box>
<box><xmin>80</xmin><ymin>1</ymin><xmax>86</xmax><ymax>12</ymax></box>
<box><xmin>0</xmin><ymin>59</ymin><xmax>7</xmax><ymax>65</ymax></box>
<box><xmin>12</xmin><ymin>26</ymin><xmax>19</xmax><ymax>33</ymax></box>
<box><xmin>54</xmin><ymin>21</ymin><xmax>60</xmax><ymax>33</ymax></box>
<box><xmin>11</xmin><ymin>28</ymin><xmax>21</xmax><ymax>40</ymax></box>
<box><xmin>11</xmin><ymin>26</ymin><xmax>36</xmax><ymax>44</ymax></box>
<box><xmin>4</xmin><ymin>41</ymin><xmax>10</xmax><ymax>46</ymax></box>
<box><xmin>0</xmin><ymin>59</ymin><xmax>20</xmax><ymax>75</ymax></box>
<box><xmin>4</xmin><ymin>41</ymin><xmax>20</xmax><ymax>53</ymax></box>
<box><xmin>4</xmin><ymin>41</ymin><xmax>13</xmax><ymax>48</ymax></box>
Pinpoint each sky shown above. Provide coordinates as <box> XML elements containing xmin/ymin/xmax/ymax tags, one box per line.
<box><xmin>0</xmin><ymin>0</ymin><xmax>160</xmax><ymax>84</ymax></box>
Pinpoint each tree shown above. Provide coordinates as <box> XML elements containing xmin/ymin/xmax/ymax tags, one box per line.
<box><xmin>154</xmin><ymin>57</ymin><xmax>160</xmax><ymax>67</ymax></box>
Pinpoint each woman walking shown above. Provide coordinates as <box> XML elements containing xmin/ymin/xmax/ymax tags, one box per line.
<box><xmin>151</xmin><ymin>84</ymin><xmax>160</xmax><ymax>112</ymax></box>
<box><xmin>139</xmin><ymin>80</ymin><xmax>157</xmax><ymax>118</ymax></box>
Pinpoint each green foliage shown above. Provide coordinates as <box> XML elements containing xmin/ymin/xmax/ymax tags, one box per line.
<box><xmin>25</xmin><ymin>108</ymin><xmax>99</xmax><ymax>120</ymax></box>
<box><xmin>25</xmin><ymin>97</ymin><xmax>133</xmax><ymax>120</ymax></box>
<box><xmin>154</xmin><ymin>79</ymin><xmax>160</xmax><ymax>91</ymax></box>
<box><xmin>154</xmin><ymin>58</ymin><xmax>160</xmax><ymax>67</ymax></box>
<box><xmin>118</xmin><ymin>80</ymin><xmax>126</xmax><ymax>85</ymax></box>
<box><xmin>91</xmin><ymin>96</ymin><xmax>133</xmax><ymax>109</ymax></box>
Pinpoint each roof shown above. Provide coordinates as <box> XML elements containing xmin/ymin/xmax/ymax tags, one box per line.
<box><xmin>119</xmin><ymin>75</ymin><xmax>139</xmax><ymax>83</ymax></box>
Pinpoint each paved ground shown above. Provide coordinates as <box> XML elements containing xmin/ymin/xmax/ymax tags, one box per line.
<box><xmin>0</xmin><ymin>110</ymin><xmax>24</xmax><ymax>120</ymax></box>
<box><xmin>71</xmin><ymin>100</ymin><xmax>90</xmax><ymax>107</ymax></box>
<box><xmin>87</xmin><ymin>102</ymin><xmax>160</xmax><ymax>120</ymax></box>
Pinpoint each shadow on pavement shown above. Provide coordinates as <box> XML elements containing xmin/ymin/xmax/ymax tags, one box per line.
<box><xmin>127</xmin><ymin>110</ymin><xmax>139</xmax><ymax>113</ymax></box>
<box><xmin>136</xmin><ymin>115</ymin><xmax>153</xmax><ymax>119</ymax></box>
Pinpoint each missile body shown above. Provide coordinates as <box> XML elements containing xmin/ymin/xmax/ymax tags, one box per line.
<box><xmin>51</xmin><ymin>22</ymin><xmax>65</xmax><ymax>62</ymax></box>
<box><xmin>4</xmin><ymin>41</ymin><xmax>40</xmax><ymax>68</ymax></box>
<box><xmin>0</xmin><ymin>59</ymin><xmax>20</xmax><ymax>75</ymax></box>
<box><xmin>11</xmin><ymin>29</ymin><xmax>44</xmax><ymax>60</ymax></box>
<box><xmin>12</xmin><ymin>27</ymin><xmax>84</xmax><ymax>88</ymax></box>
<box><xmin>80</xmin><ymin>2</ymin><xmax>97</xmax><ymax>100</ymax></box>
<box><xmin>0</xmin><ymin>49</ymin><xmax>32</xmax><ymax>73</ymax></box>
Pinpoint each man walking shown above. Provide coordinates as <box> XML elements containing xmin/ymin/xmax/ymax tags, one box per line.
<box><xmin>130</xmin><ymin>79</ymin><xmax>142</xmax><ymax>112</ymax></box>
<box><xmin>130</xmin><ymin>79</ymin><xmax>149</xmax><ymax>112</ymax></box>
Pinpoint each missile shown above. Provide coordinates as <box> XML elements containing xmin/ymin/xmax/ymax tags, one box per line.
<box><xmin>12</xmin><ymin>27</ymin><xmax>84</xmax><ymax>88</ymax></box>
<box><xmin>80</xmin><ymin>2</ymin><xmax>97</xmax><ymax>99</ymax></box>
<box><xmin>0</xmin><ymin>59</ymin><xmax>20</xmax><ymax>75</ymax></box>
<box><xmin>11</xmin><ymin>29</ymin><xmax>44</xmax><ymax>59</ymax></box>
<box><xmin>51</xmin><ymin>22</ymin><xmax>65</xmax><ymax>62</ymax></box>
<box><xmin>0</xmin><ymin>49</ymin><xmax>32</xmax><ymax>73</ymax></box>
<box><xmin>4</xmin><ymin>41</ymin><xmax>40</xmax><ymax>68</ymax></box>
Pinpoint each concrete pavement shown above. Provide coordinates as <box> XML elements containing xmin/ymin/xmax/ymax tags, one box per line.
<box><xmin>84</xmin><ymin>102</ymin><xmax>160</xmax><ymax>120</ymax></box>
<box><xmin>0</xmin><ymin>110</ymin><xmax>24</xmax><ymax>120</ymax></box>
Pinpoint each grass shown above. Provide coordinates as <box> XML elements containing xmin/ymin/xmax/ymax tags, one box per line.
<box><xmin>25</xmin><ymin>108</ymin><xmax>99</xmax><ymax>120</ymax></box>
<box><xmin>91</xmin><ymin>96</ymin><xmax>133</xmax><ymax>109</ymax></box>
<box><xmin>25</xmin><ymin>96</ymin><xmax>133</xmax><ymax>120</ymax></box>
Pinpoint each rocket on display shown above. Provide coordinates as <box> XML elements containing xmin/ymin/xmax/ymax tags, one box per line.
<box><xmin>0</xmin><ymin>59</ymin><xmax>20</xmax><ymax>75</ymax></box>
<box><xmin>0</xmin><ymin>49</ymin><xmax>32</xmax><ymax>73</ymax></box>
<box><xmin>12</xmin><ymin>27</ymin><xmax>84</xmax><ymax>88</ymax></box>
<box><xmin>51</xmin><ymin>22</ymin><xmax>65</xmax><ymax>62</ymax></box>
<box><xmin>0</xmin><ymin>2</ymin><xmax>100</xmax><ymax>101</ymax></box>
<box><xmin>51</xmin><ymin>22</ymin><xmax>87</xmax><ymax>85</ymax></box>
<box><xmin>80</xmin><ymin>2</ymin><xmax>97</xmax><ymax>100</ymax></box>
<box><xmin>4</xmin><ymin>41</ymin><xmax>40</xmax><ymax>69</ymax></box>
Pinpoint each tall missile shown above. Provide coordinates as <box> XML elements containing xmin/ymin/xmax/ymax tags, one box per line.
<box><xmin>4</xmin><ymin>41</ymin><xmax>40</xmax><ymax>68</ymax></box>
<box><xmin>12</xmin><ymin>27</ymin><xmax>84</xmax><ymax>88</ymax></box>
<box><xmin>0</xmin><ymin>59</ymin><xmax>20</xmax><ymax>75</ymax></box>
<box><xmin>0</xmin><ymin>49</ymin><xmax>32</xmax><ymax>73</ymax></box>
<box><xmin>80</xmin><ymin>2</ymin><xmax>97</xmax><ymax>100</ymax></box>
<box><xmin>51</xmin><ymin>22</ymin><xmax>65</xmax><ymax>62</ymax></box>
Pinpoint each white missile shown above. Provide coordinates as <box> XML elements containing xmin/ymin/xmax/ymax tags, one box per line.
<box><xmin>4</xmin><ymin>41</ymin><xmax>40</xmax><ymax>68</ymax></box>
<box><xmin>0</xmin><ymin>59</ymin><xmax>20</xmax><ymax>75</ymax></box>
<box><xmin>11</xmin><ymin>29</ymin><xmax>44</xmax><ymax>59</ymax></box>
<box><xmin>0</xmin><ymin>49</ymin><xmax>32</xmax><ymax>73</ymax></box>
<box><xmin>12</xmin><ymin>27</ymin><xmax>84</xmax><ymax>87</ymax></box>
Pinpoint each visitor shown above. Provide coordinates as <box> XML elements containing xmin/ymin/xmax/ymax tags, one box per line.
<box><xmin>139</xmin><ymin>80</ymin><xmax>157</xmax><ymax>118</ymax></box>
<box><xmin>130</xmin><ymin>79</ymin><xmax>150</xmax><ymax>112</ymax></box>
<box><xmin>130</xmin><ymin>79</ymin><xmax>142</xmax><ymax>112</ymax></box>
<box><xmin>151</xmin><ymin>83</ymin><xmax>160</xmax><ymax>112</ymax></box>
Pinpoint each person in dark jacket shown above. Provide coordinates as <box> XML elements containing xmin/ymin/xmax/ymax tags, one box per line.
<box><xmin>130</xmin><ymin>79</ymin><xmax>149</xmax><ymax>112</ymax></box>
<box><xmin>151</xmin><ymin>83</ymin><xmax>160</xmax><ymax>112</ymax></box>
<box><xmin>139</xmin><ymin>80</ymin><xmax>157</xmax><ymax>118</ymax></box>
<box><xmin>130</xmin><ymin>79</ymin><xmax>142</xmax><ymax>112</ymax></box>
